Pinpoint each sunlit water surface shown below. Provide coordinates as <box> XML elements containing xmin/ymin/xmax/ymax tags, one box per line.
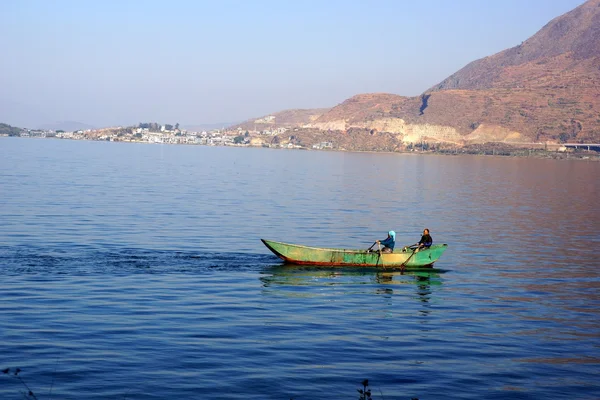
<box><xmin>1</xmin><ymin>138</ymin><xmax>599</xmax><ymax>399</ymax></box>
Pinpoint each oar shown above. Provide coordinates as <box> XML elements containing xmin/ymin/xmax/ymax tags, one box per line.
<box><xmin>400</xmin><ymin>247</ymin><xmax>417</xmax><ymax>271</ymax></box>
<box><xmin>367</xmin><ymin>241</ymin><xmax>377</xmax><ymax>251</ymax></box>
<box><xmin>378</xmin><ymin>242</ymin><xmax>386</xmax><ymax>269</ymax></box>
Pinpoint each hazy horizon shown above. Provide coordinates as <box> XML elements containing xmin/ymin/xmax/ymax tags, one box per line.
<box><xmin>1</xmin><ymin>0</ymin><xmax>585</xmax><ymax>129</ymax></box>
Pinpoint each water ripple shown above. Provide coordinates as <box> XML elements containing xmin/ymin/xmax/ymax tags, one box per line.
<box><xmin>1</xmin><ymin>139</ymin><xmax>599</xmax><ymax>399</ymax></box>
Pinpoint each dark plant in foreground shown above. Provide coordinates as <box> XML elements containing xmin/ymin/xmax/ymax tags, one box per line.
<box><xmin>2</xmin><ymin>367</ymin><xmax>39</xmax><ymax>399</ymax></box>
<box><xmin>358</xmin><ymin>378</ymin><xmax>419</xmax><ymax>400</ymax></box>
<box><xmin>3</xmin><ymin>369</ymin><xmax>420</xmax><ymax>400</ymax></box>
<box><xmin>358</xmin><ymin>379</ymin><xmax>372</xmax><ymax>400</ymax></box>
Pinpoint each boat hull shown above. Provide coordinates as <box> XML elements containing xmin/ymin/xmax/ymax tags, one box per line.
<box><xmin>261</xmin><ymin>239</ymin><xmax>448</xmax><ymax>268</ymax></box>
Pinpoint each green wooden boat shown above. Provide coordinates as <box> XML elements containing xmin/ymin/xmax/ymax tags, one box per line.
<box><xmin>261</xmin><ymin>239</ymin><xmax>448</xmax><ymax>268</ymax></box>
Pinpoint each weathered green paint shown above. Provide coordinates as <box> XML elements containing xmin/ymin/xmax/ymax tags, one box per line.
<box><xmin>261</xmin><ymin>239</ymin><xmax>448</xmax><ymax>268</ymax></box>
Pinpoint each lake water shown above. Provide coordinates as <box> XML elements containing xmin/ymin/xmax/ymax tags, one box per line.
<box><xmin>1</xmin><ymin>137</ymin><xmax>599</xmax><ymax>399</ymax></box>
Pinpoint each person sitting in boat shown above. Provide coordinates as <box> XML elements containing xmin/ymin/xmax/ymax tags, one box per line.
<box><xmin>416</xmin><ymin>228</ymin><xmax>433</xmax><ymax>251</ymax></box>
<box><xmin>376</xmin><ymin>230</ymin><xmax>396</xmax><ymax>253</ymax></box>
<box><xmin>404</xmin><ymin>229</ymin><xmax>433</xmax><ymax>252</ymax></box>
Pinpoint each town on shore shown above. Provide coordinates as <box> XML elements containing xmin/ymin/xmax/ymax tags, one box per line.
<box><xmin>0</xmin><ymin>122</ymin><xmax>314</xmax><ymax>148</ymax></box>
<box><xmin>1</xmin><ymin>121</ymin><xmax>598</xmax><ymax>160</ymax></box>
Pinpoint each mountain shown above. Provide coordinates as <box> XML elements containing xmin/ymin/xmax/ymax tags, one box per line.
<box><xmin>316</xmin><ymin>0</ymin><xmax>600</xmax><ymax>144</ymax></box>
<box><xmin>238</xmin><ymin>0</ymin><xmax>600</xmax><ymax>147</ymax></box>
<box><xmin>0</xmin><ymin>122</ymin><xmax>25</xmax><ymax>136</ymax></box>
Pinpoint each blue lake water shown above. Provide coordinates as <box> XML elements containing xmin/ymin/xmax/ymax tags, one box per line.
<box><xmin>1</xmin><ymin>137</ymin><xmax>599</xmax><ymax>399</ymax></box>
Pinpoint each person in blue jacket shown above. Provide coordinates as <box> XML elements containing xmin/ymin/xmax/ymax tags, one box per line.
<box><xmin>376</xmin><ymin>230</ymin><xmax>396</xmax><ymax>253</ymax></box>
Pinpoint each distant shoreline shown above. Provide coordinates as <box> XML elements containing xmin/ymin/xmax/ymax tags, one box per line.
<box><xmin>3</xmin><ymin>135</ymin><xmax>599</xmax><ymax>161</ymax></box>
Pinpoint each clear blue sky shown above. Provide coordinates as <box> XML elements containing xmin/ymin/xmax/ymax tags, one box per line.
<box><xmin>0</xmin><ymin>0</ymin><xmax>585</xmax><ymax>128</ymax></box>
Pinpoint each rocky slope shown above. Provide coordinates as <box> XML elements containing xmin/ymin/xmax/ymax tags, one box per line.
<box><xmin>310</xmin><ymin>0</ymin><xmax>600</xmax><ymax>145</ymax></box>
<box><xmin>244</xmin><ymin>0</ymin><xmax>600</xmax><ymax>145</ymax></box>
<box><xmin>232</xmin><ymin>0</ymin><xmax>599</xmax><ymax>148</ymax></box>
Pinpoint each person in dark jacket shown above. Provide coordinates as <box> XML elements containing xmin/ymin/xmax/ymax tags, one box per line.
<box><xmin>404</xmin><ymin>229</ymin><xmax>433</xmax><ymax>252</ymax></box>
<box><xmin>417</xmin><ymin>228</ymin><xmax>433</xmax><ymax>250</ymax></box>
<box><xmin>377</xmin><ymin>230</ymin><xmax>396</xmax><ymax>253</ymax></box>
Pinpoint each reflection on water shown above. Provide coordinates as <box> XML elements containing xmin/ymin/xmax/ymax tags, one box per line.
<box><xmin>260</xmin><ymin>265</ymin><xmax>443</xmax><ymax>286</ymax></box>
<box><xmin>259</xmin><ymin>265</ymin><xmax>443</xmax><ymax>304</ymax></box>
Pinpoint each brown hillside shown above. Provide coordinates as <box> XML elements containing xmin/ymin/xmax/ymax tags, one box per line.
<box><xmin>234</xmin><ymin>0</ymin><xmax>600</xmax><ymax>145</ymax></box>
<box><xmin>319</xmin><ymin>93</ymin><xmax>409</xmax><ymax>123</ymax></box>
<box><xmin>421</xmin><ymin>0</ymin><xmax>600</xmax><ymax>142</ymax></box>
<box><xmin>314</xmin><ymin>0</ymin><xmax>600</xmax><ymax>143</ymax></box>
